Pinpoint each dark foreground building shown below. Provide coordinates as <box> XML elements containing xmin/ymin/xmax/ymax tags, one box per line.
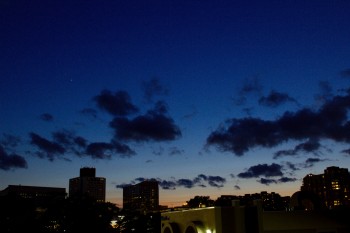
<box><xmin>0</xmin><ymin>184</ymin><xmax>66</xmax><ymax>205</ymax></box>
<box><xmin>123</xmin><ymin>179</ymin><xmax>159</xmax><ymax>213</ymax></box>
<box><xmin>69</xmin><ymin>167</ymin><xmax>106</xmax><ymax>202</ymax></box>
<box><xmin>301</xmin><ymin>166</ymin><xmax>350</xmax><ymax>209</ymax></box>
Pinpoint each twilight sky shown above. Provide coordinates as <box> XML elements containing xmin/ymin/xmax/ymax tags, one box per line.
<box><xmin>1</xmin><ymin>0</ymin><xmax>350</xmax><ymax>207</ymax></box>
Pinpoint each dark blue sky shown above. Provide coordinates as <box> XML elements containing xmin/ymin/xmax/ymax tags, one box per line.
<box><xmin>1</xmin><ymin>0</ymin><xmax>350</xmax><ymax>207</ymax></box>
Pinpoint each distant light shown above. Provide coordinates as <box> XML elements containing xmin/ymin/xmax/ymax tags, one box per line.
<box><xmin>206</xmin><ymin>230</ymin><xmax>212</xmax><ymax>233</ymax></box>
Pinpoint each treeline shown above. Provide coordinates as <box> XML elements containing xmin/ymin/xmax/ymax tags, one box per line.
<box><xmin>0</xmin><ymin>194</ymin><xmax>160</xmax><ymax>233</ymax></box>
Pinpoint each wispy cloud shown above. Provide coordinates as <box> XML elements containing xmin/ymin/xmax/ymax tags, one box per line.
<box><xmin>142</xmin><ymin>77</ymin><xmax>169</xmax><ymax>103</ymax></box>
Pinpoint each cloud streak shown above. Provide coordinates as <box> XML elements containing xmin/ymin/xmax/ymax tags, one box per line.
<box><xmin>116</xmin><ymin>174</ymin><xmax>227</xmax><ymax>190</ymax></box>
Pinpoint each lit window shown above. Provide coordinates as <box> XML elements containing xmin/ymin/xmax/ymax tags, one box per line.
<box><xmin>331</xmin><ymin>181</ymin><xmax>340</xmax><ymax>190</ymax></box>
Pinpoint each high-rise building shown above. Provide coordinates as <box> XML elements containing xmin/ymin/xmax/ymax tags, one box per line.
<box><xmin>69</xmin><ymin>167</ymin><xmax>106</xmax><ymax>202</ymax></box>
<box><xmin>301</xmin><ymin>166</ymin><xmax>350</xmax><ymax>209</ymax></box>
<box><xmin>123</xmin><ymin>179</ymin><xmax>159</xmax><ymax>213</ymax></box>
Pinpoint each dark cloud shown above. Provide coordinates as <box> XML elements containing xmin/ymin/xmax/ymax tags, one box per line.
<box><xmin>135</xmin><ymin>177</ymin><xmax>147</xmax><ymax>183</ymax></box>
<box><xmin>258</xmin><ymin>90</ymin><xmax>297</xmax><ymax>107</ymax></box>
<box><xmin>237</xmin><ymin>163</ymin><xmax>283</xmax><ymax>178</ymax></box>
<box><xmin>340</xmin><ymin>68</ymin><xmax>350</xmax><ymax>78</ymax></box>
<box><xmin>258</xmin><ymin>178</ymin><xmax>277</xmax><ymax>185</ymax></box>
<box><xmin>115</xmin><ymin>183</ymin><xmax>132</xmax><ymax>189</ymax></box>
<box><xmin>74</xmin><ymin>136</ymin><xmax>88</xmax><ymax>148</ymax></box>
<box><xmin>182</xmin><ymin>106</ymin><xmax>198</xmax><ymax>119</ymax></box>
<box><xmin>0</xmin><ymin>134</ymin><xmax>21</xmax><ymax>149</ymax></box>
<box><xmin>273</xmin><ymin>149</ymin><xmax>296</xmax><ymax>159</ymax></box>
<box><xmin>94</xmin><ymin>90</ymin><xmax>139</xmax><ymax>116</ymax></box>
<box><xmin>314</xmin><ymin>81</ymin><xmax>333</xmax><ymax>105</ymax></box>
<box><xmin>233</xmin><ymin>76</ymin><xmax>263</xmax><ymax>105</ymax></box>
<box><xmin>85</xmin><ymin>141</ymin><xmax>135</xmax><ymax>159</ymax></box>
<box><xmin>51</xmin><ymin>130</ymin><xmax>87</xmax><ymax>156</ymax></box>
<box><xmin>303</xmin><ymin>157</ymin><xmax>328</xmax><ymax>168</ymax></box>
<box><xmin>207</xmin><ymin>92</ymin><xmax>350</xmax><ymax>156</ymax></box>
<box><xmin>168</xmin><ymin>147</ymin><xmax>184</xmax><ymax>156</ymax></box>
<box><xmin>341</xmin><ymin>148</ymin><xmax>350</xmax><ymax>156</ymax></box>
<box><xmin>207</xmin><ymin>175</ymin><xmax>226</xmax><ymax>188</ymax></box>
<box><xmin>29</xmin><ymin>132</ymin><xmax>66</xmax><ymax>161</ymax></box>
<box><xmin>110</xmin><ymin>101</ymin><xmax>181</xmax><ymax>142</ymax></box>
<box><xmin>0</xmin><ymin>145</ymin><xmax>27</xmax><ymax>170</ymax></box>
<box><xmin>278</xmin><ymin>177</ymin><xmax>297</xmax><ymax>183</ymax></box>
<box><xmin>258</xmin><ymin>176</ymin><xmax>297</xmax><ymax>186</ymax></box>
<box><xmin>241</xmin><ymin>76</ymin><xmax>263</xmax><ymax>95</ymax></box>
<box><xmin>116</xmin><ymin>174</ymin><xmax>226</xmax><ymax>190</ymax></box>
<box><xmin>285</xmin><ymin>161</ymin><xmax>299</xmax><ymax>171</ymax></box>
<box><xmin>142</xmin><ymin>78</ymin><xmax>168</xmax><ymax>102</ymax></box>
<box><xmin>206</xmin><ymin>117</ymin><xmax>279</xmax><ymax>156</ymax></box>
<box><xmin>85</xmin><ymin>142</ymin><xmax>115</xmax><ymax>159</ymax></box>
<box><xmin>152</xmin><ymin>146</ymin><xmax>164</xmax><ymax>156</ymax></box>
<box><xmin>234</xmin><ymin>185</ymin><xmax>240</xmax><ymax>190</ymax></box>
<box><xmin>177</xmin><ymin>178</ymin><xmax>195</xmax><ymax>188</ymax></box>
<box><xmin>273</xmin><ymin>139</ymin><xmax>321</xmax><ymax>159</ymax></box>
<box><xmin>40</xmin><ymin>113</ymin><xmax>54</xmax><ymax>122</ymax></box>
<box><xmin>295</xmin><ymin>139</ymin><xmax>321</xmax><ymax>152</ymax></box>
<box><xmin>111</xmin><ymin>141</ymin><xmax>136</xmax><ymax>157</ymax></box>
<box><xmin>52</xmin><ymin>130</ymin><xmax>75</xmax><ymax>146</ymax></box>
<box><xmin>30</xmin><ymin>130</ymin><xmax>133</xmax><ymax>160</ymax></box>
<box><xmin>80</xmin><ymin>108</ymin><xmax>98</xmax><ymax>119</ymax></box>
<box><xmin>158</xmin><ymin>180</ymin><xmax>177</xmax><ymax>190</ymax></box>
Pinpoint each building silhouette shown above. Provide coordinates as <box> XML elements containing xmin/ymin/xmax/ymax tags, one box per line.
<box><xmin>123</xmin><ymin>179</ymin><xmax>159</xmax><ymax>213</ymax></box>
<box><xmin>69</xmin><ymin>167</ymin><xmax>106</xmax><ymax>202</ymax></box>
<box><xmin>215</xmin><ymin>191</ymin><xmax>290</xmax><ymax>211</ymax></box>
<box><xmin>0</xmin><ymin>184</ymin><xmax>66</xmax><ymax>205</ymax></box>
<box><xmin>301</xmin><ymin>166</ymin><xmax>350</xmax><ymax>209</ymax></box>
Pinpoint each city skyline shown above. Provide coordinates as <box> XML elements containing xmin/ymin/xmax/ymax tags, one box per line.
<box><xmin>1</xmin><ymin>0</ymin><xmax>350</xmax><ymax>207</ymax></box>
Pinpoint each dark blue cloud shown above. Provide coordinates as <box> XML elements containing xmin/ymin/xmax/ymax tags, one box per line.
<box><xmin>238</xmin><ymin>163</ymin><xmax>283</xmax><ymax>178</ymax></box>
<box><xmin>116</xmin><ymin>174</ymin><xmax>227</xmax><ymax>190</ymax></box>
<box><xmin>259</xmin><ymin>90</ymin><xmax>297</xmax><ymax>107</ymax></box>
<box><xmin>207</xmin><ymin>91</ymin><xmax>350</xmax><ymax>156</ymax></box>
<box><xmin>0</xmin><ymin>145</ymin><xmax>27</xmax><ymax>170</ymax></box>
<box><xmin>274</xmin><ymin>139</ymin><xmax>321</xmax><ymax>159</ymax></box>
<box><xmin>258</xmin><ymin>178</ymin><xmax>277</xmax><ymax>185</ymax></box>
<box><xmin>142</xmin><ymin>77</ymin><xmax>169</xmax><ymax>103</ymax></box>
<box><xmin>30</xmin><ymin>132</ymin><xmax>66</xmax><ymax>161</ymax></box>
<box><xmin>340</xmin><ymin>68</ymin><xmax>350</xmax><ymax>78</ymax></box>
<box><xmin>303</xmin><ymin>157</ymin><xmax>328</xmax><ymax>168</ymax></box>
<box><xmin>0</xmin><ymin>134</ymin><xmax>21</xmax><ymax>149</ymax></box>
<box><xmin>85</xmin><ymin>141</ymin><xmax>135</xmax><ymax>159</ymax></box>
<box><xmin>94</xmin><ymin>90</ymin><xmax>139</xmax><ymax>116</ymax></box>
<box><xmin>110</xmin><ymin>101</ymin><xmax>181</xmax><ymax>142</ymax></box>
<box><xmin>39</xmin><ymin>113</ymin><xmax>54</xmax><ymax>122</ymax></box>
<box><xmin>80</xmin><ymin>108</ymin><xmax>98</xmax><ymax>119</ymax></box>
